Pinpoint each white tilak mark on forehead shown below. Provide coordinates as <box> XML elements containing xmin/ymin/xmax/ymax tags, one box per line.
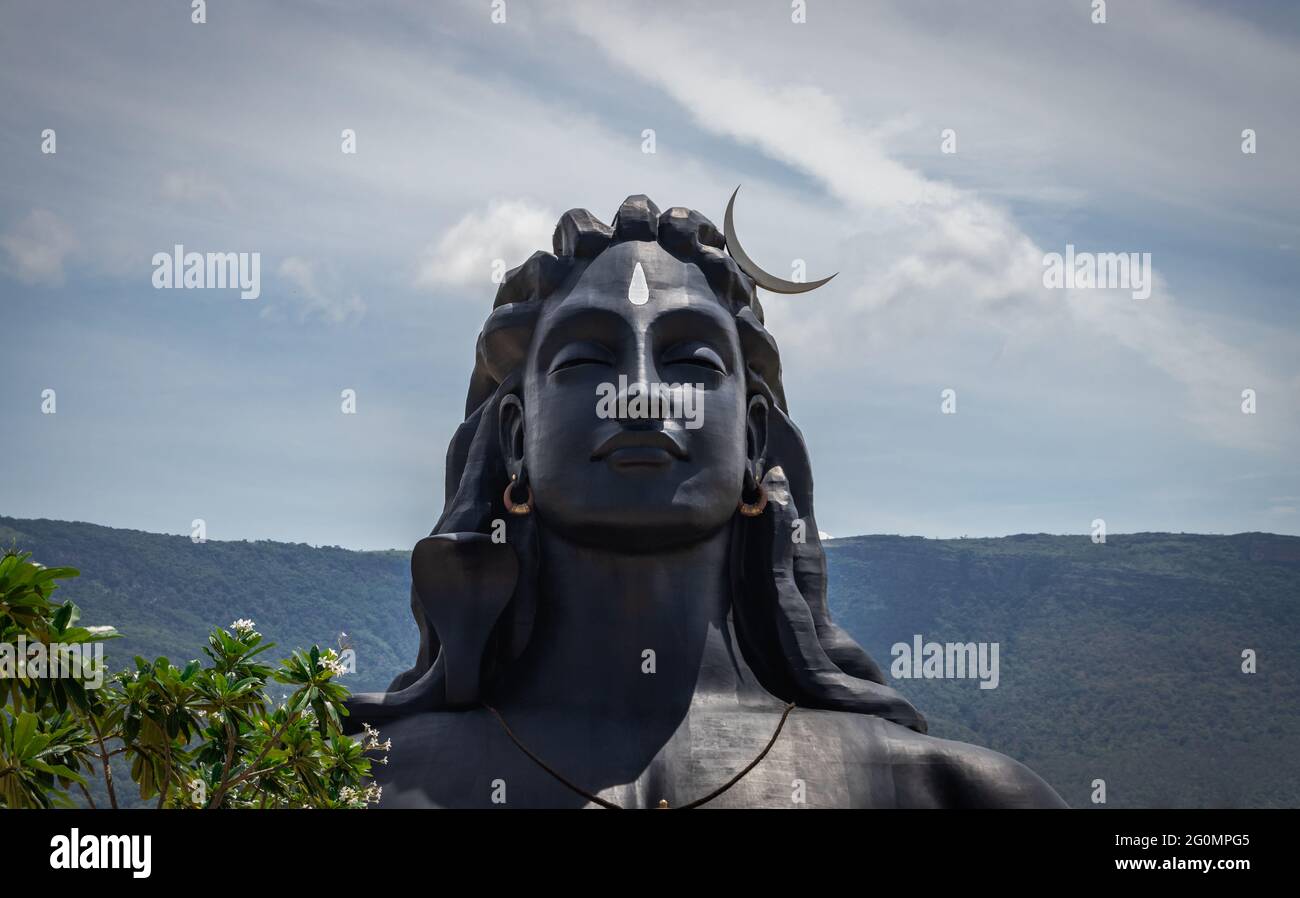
<box><xmin>627</xmin><ymin>262</ymin><xmax>649</xmax><ymax>306</ymax></box>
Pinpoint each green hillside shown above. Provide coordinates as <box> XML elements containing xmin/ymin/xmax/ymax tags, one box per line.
<box><xmin>825</xmin><ymin>532</ymin><xmax>1300</xmax><ymax>808</ymax></box>
<box><xmin>3</xmin><ymin>516</ymin><xmax>1297</xmax><ymax>808</ymax></box>
<box><xmin>0</xmin><ymin>516</ymin><xmax>415</xmax><ymax>696</ymax></box>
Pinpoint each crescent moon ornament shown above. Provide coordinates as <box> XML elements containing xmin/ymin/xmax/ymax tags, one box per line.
<box><xmin>723</xmin><ymin>185</ymin><xmax>837</xmax><ymax>294</ymax></box>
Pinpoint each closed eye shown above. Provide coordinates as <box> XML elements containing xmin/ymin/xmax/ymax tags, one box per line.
<box><xmin>549</xmin><ymin>341</ymin><xmax>615</xmax><ymax>373</ymax></box>
<box><xmin>662</xmin><ymin>343</ymin><xmax>727</xmax><ymax>374</ymax></box>
<box><xmin>553</xmin><ymin>357</ymin><xmax>608</xmax><ymax>372</ymax></box>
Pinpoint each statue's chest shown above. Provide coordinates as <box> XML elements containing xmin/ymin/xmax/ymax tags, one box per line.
<box><xmin>373</xmin><ymin>705</ymin><xmax>896</xmax><ymax>808</ymax></box>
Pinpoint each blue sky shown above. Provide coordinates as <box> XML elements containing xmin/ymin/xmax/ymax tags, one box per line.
<box><xmin>1</xmin><ymin>0</ymin><xmax>1297</xmax><ymax>550</ymax></box>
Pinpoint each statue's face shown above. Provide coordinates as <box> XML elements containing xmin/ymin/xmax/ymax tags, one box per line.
<box><xmin>515</xmin><ymin>240</ymin><xmax>752</xmax><ymax>551</ymax></box>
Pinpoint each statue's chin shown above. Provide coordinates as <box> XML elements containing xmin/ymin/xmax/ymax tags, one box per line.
<box><xmin>536</xmin><ymin>507</ymin><xmax>734</xmax><ymax>554</ymax></box>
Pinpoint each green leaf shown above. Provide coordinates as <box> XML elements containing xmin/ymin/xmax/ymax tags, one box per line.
<box><xmin>29</xmin><ymin>761</ymin><xmax>88</xmax><ymax>786</ymax></box>
<box><xmin>51</xmin><ymin>601</ymin><xmax>76</xmax><ymax>632</ymax></box>
<box><xmin>31</xmin><ymin>566</ymin><xmax>80</xmax><ymax>585</ymax></box>
<box><xmin>12</xmin><ymin>711</ymin><xmax>38</xmax><ymax>755</ymax></box>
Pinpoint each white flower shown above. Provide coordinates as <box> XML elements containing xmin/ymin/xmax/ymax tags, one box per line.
<box><xmin>338</xmin><ymin>784</ymin><xmax>380</xmax><ymax>809</ymax></box>
<box><xmin>319</xmin><ymin>648</ymin><xmax>348</xmax><ymax>677</ymax></box>
<box><xmin>230</xmin><ymin>619</ymin><xmax>258</xmax><ymax>638</ymax></box>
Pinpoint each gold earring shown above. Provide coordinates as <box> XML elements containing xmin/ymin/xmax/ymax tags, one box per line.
<box><xmin>503</xmin><ymin>473</ymin><xmax>533</xmax><ymax>515</ymax></box>
<box><xmin>738</xmin><ymin>482</ymin><xmax>767</xmax><ymax>517</ymax></box>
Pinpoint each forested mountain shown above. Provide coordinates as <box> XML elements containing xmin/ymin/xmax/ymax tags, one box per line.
<box><xmin>824</xmin><ymin>532</ymin><xmax>1299</xmax><ymax>808</ymax></box>
<box><xmin>3</xmin><ymin>516</ymin><xmax>1296</xmax><ymax>808</ymax></box>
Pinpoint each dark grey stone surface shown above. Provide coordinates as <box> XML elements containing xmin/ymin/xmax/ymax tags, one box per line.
<box><xmin>345</xmin><ymin>195</ymin><xmax>1067</xmax><ymax>809</ymax></box>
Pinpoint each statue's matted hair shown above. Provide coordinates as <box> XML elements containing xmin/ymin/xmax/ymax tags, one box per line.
<box><xmin>345</xmin><ymin>195</ymin><xmax>925</xmax><ymax>734</ymax></box>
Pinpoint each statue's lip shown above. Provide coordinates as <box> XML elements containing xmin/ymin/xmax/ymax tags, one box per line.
<box><xmin>590</xmin><ymin>428</ymin><xmax>687</xmax><ymax>461</ymax></box>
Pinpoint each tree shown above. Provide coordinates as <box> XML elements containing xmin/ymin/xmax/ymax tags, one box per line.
<box><xmin>0</xmin><ymin>547</ymin><xmax>388</xmax><ymax>809</ymax></box>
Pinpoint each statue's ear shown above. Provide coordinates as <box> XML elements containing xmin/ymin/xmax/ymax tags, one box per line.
<box><xmin>498</xmin><ymin>393</ymin><xmax>525</xmax><ymax>477</ymax></box>
<box><xmin>746</xmin><ymin>393</ymin><xmax>769</xmax><ymax>473</ymax></box>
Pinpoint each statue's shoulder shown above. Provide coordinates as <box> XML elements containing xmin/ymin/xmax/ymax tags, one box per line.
<box><xmin>361</xmin><ymin>706</ymin><xmax>483</xmax><ymax>743</ymax></box>
<box><xmin>835</xmin><ymin>711</ymin><xmax>1068</xmax><ymax>808</ymax></box>
<box><xmin>367</xmin><ymin>705</ymin><xmax>494</xmax><ymax>751</ymax></box>
<box><xmin>367</xmin><ymin>707</ymin><xmax>505</xmax><ymax>809</ymax></box>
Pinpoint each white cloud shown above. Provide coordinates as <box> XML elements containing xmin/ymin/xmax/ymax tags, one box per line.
<box><xmin>416</xmin><ymin>200</ymin><xmax>556</xmax><ymax>291</ymax></box>
<box><xmin>159</xmin><ymin>171</ymin><xmax>234</xmax><ymax>209</ymax></box>
<box><xmin>2</xmin><ymin>0</ymin><xmax>1295</xmax><ymax>543</ymax></box>
<box><xmin>275</xmin><ymin>256</ymin><xmax>365</xmax><ymax>325</ymax></box>
<box><xmin>0</xmin><ymin>209</ymin><xmax>77</xmax><ymax>286</ymax></box>
<box><xmin>567</xmin><ymin>5</ymin><xmax>1282</xmax><ymax>450</ymax></box>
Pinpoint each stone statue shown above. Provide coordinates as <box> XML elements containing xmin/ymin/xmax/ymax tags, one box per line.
<box><xmin>345</xmin><ymin>193</ymin><xmax>1066</xmax><ymax>809</ymax></box>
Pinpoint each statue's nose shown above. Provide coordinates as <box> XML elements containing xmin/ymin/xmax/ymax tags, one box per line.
<box><xmin>610</xmin><ymin>337</ymin><xmax>665</xmax><ymax>423</ymax></box>
<box><xmin>612</xmin><ymin>380</ymin><xmax>668</xmax><ymax>423</ymax></box>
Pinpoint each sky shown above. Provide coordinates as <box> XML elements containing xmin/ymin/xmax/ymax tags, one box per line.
<box><xmin>1</xmin><ymin>0</ymin><xmax>1297</xmax><ymax>550</ymax></box>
